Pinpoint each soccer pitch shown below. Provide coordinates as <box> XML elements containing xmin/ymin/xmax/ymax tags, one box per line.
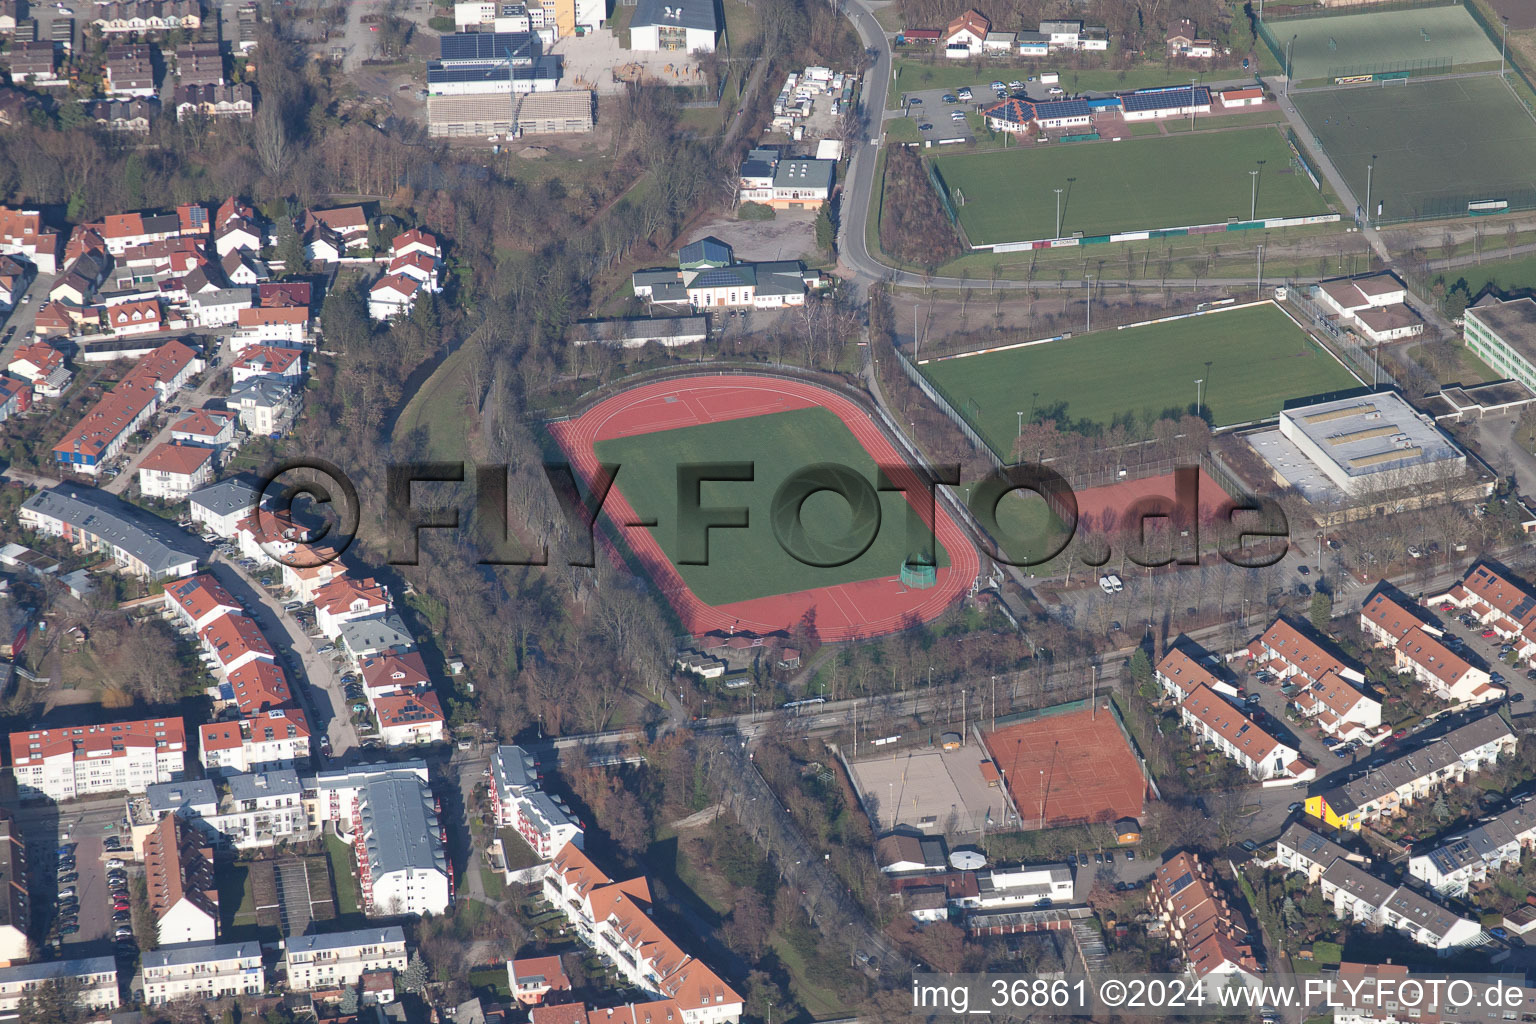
<box><xmin>921</xmin><ymin>303</ymin><xmax>1361</xmax><ymax>451</ymax></box>
<box><xmin>594</xmin><ymin>407</ymin><xmax>952</xmax><ymax>607</ymax></box>
<box><xmin>1293</xmin><ymin>76</ymin><xmax>1536</xmax><ymax>222</ymax></box>
<box><xmin>933</xmin><ymin>128</ymin><xmax>1329</xmax><ymax>247</ymax></box>
<box><xmin>1272</xmin><ymin>4</ymin><xmax>1501</xmax><ymax>82</ymax></box>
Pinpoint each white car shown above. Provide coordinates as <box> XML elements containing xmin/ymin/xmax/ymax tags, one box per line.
<box><xmin>957</xmin><ymin>87</ymin><xmax>973</xmax><ymax>100</ymax></box>
<box><xmin>1098</xmin><ymin>575</ymin><xmax>1115</xmax><ymax>595</ymax></box>
<box><xmin>1048</xmin><ymin>86</ymin><xmax>1065</xmax><ymax>96</ymax></box>
<box><xmin>950</xmin><ymin>110</ymin><xmax>966</xmax><ymax>121</ymax></box>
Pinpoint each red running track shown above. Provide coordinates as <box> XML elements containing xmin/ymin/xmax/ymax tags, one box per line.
<box><xmin>550</xmin><ymin>375</ymin><xmax>981</xmax><ymax>642</ymax></box>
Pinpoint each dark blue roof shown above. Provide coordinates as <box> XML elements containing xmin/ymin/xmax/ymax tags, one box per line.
<box><xmin>439</xmin><ymin>31</ymin><xmax>538</xmax><ymax>62</ymax></box>
<box><xmin>1121</xmin><ymin>86</ymin><xmax>1211</xmax><ymax>113</ymax></box>
<box><xmin>692</xmin><ymin>267</ymin><xmax>754</xmax><ymax>289</ymax></box>
<box><xmin>1033</xmin><ymin>98</ymin><xmax>1091</xmax><ymax>119</ymax></box>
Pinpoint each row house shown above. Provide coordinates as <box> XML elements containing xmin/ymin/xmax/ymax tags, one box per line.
<box><xmin>1408</xmin><ymin>800</ymin><xmax>1536</xmax><ymax>896</ymax></box>
<box><xmin>174</xmin><ymin>82</ymin><xmax>254</xmax><ymax>121</ymax></box>
<box><xmin>104</xmin><ymin>46</ymin><xmax>158</xmax><ymax>98</ymax></box>
<box><xmin>0</xmin><ymin>958</ymin><xmax>118</xmax><ymax>1017</ymax></box>
<box><xmin>1319</xmin><ymin>857</ymin><xmax>1482</xmax><ymax>954</ymax></box>
<box><xmin>1147</xmin><ymin>850</ymin><xmax>1260</xmax><ymax>982</ymax></box>
<box><xmin>0</xmin><ymin>253</ymin><xmax>31</xmax><ymax>312</ymax></box>
<box><xmin>507</xmin><ymin>955</ymin><xmax>571</xmax><ymax>1007</ymax></box>
<box><xmin>162</xmin><ymin>572</ymin><xmax>241</xmax><ymax>633</ymax></box>
<box><xmin>199</xmin><ymin>709</ymin><xmax>311</xmax><ymax>776</ymax></box>
<box><xmin>9</xmin><ymin>717</ymin><xmax>186</xmax><ymax>801</ymax></box>
<box><xmin>1247</xmin><ymin>617</ymin><xmax>1364</xmax><ymax>687</ymax></box>
<box><xmin>0</xmin><ymin>378</ymin><xmax>31</xmax><ymax>424</ymax></box>
<box><xmin>546</xmin><ymin>844</ymin><xmax>744</xmax><ymax>1024</ymax></box>
<box><xmin>2</xmin><ymin>42</ymin><xmax>59</xmax><ymax>88</ymax></box>
<box><xmin>52</xmin><ymin>338</ymin><xmax>201</xmax><ymax>473</ymax></box>
<box><xmin>1305</xmin><ymin>712</ymin><xmax>1517</xmax><ymax>830</ymax></box>
<box><xmin>1394</xmin><ymin>626</ymin><xmax>1500</xmax><ymax>705</ymax></box>
<box><xmin>1275</xmin><ymin>822</ymin><xmax>1359</xmax><ymax>885</ymax></box>
<box><xmin>143</xmin><ymin>940</ymin><xmax>263</xmax><ymax>1006</ymax></box>
<box><xmin>186</xmin><ymin>287</ymin><xmax>254</xmax><ymax>328</ymax></box>
<box><xmin>489</xmin><ymin>744</ymin><xmax>585</xmax><ymax>859</ymax></box>
<box><xmin>1289</xmin><ymin>670</ymin><xmax>1385</xmax><ymax>746</ymax></box>
<box><xmin>1359</xmin><ymin>589</ymin><xmax>1428</xmax><ymax>647</ymax></box>
<box><xmin>89</xmin><ymin>98</ymin><xmax>159</xmax><ymax>132</ymax></box>
<box><xmin>92</xmin><ymin>0</ymin><xmax>202</xmax><ymax>34</ymax></box>
<box><xmin>144</xmin><ymin>812</ymin><xmax>219</xmax><ymax>946</ymax></box>
<box><xmin>1155</xmin><ymin>643</ymin><xmax>1235</xmax><ymax>703</ymax></box>
<box><xmin>284</xmin><ymin>927</ymin><xmax>408</xmax><ymax>993</ymax></box>
<box><xmin>198</xmin><ymin>607</ymin><xmax>275</xmax><ymax>680</ymax></box>
<box><xmin>283</xmin><ymin>553</ymin><xmax>348</xmax><ymax>603</ymax></box>
<box><xmin>18</xmin><ymin>484</ymin><xmax>200</xmax><ymax>579</ymax></box>
<box><xmin>175</xmin><ymin>41</ymin><xmax>224</xmax><ymax>87</ymax></box>
<box><xmin>138</xmin><ymin>440</ymin><xmax>216</xmax><ymax>500</ymax></box>
<box><xmin>1178</xmin><ymin>683</ymin><xmax>1306</xmax><ymax>782</ymax></box>
<box><xmin>1432</xmin><ymin>563</ymin><xmax>1536</xmax><ymax>663</ymax></box>
<box><xmin>171</xmin><ymin>408</ymin><xmax>238</xmax><ymax>453</ymax></box>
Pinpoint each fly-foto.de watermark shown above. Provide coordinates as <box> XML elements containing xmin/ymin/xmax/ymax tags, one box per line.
<box><xmin>254</xmin><ymin>458</ymin><xmax>1292</xmax><ymax>572</ymax></box>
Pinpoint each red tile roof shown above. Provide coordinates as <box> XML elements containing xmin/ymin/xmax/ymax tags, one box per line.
<box><xmin>139</xmin><ymin>440</ymin><xmax>214</xmax><ymax>476</ymax></box>
<box><xmin>10</xmin><ymin>717</ymin><xmax>185</xmax><ymax>767</ymax></box>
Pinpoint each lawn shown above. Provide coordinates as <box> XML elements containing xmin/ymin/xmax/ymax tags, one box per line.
<box><xmin>1268</xmin><ymin>4</ymin><xmax>1501</xmax><ymax>82</ymax></box>
<box><xmin>933</xmin><ymin>127</ymin><xmax>1328</xmax><ymax>246</ymax></box>
<box><xmin>593</xmin><ymin>407</ymin><xmax>953</xmax><ymax>606</ymax></box>
<box><xmin>1440</xmin><ymin>251</ymin><xmax>1536</xmax><ymax>299</ymax></box>
<box><xmin>325</xmin><ymin>834</ymin><xmax>361</xmax><ymax>916</ymax></box>
<box><xmin>921</xmin><ymin>302</ymin><xmax>1361</xmax><ymax>442</ymax></box>
<box><xmin>1293</xmin><ymin>76</ymin><xmax>1536</xmax><ymax>223</ymax></box>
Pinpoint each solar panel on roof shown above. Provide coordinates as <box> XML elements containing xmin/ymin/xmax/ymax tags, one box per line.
<box><xmin>439</xmin><ymin>31</ymin><xmax>536</xmax><ymax>61</ymax></box>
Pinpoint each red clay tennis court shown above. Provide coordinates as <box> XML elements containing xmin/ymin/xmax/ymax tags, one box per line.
<box><xmin>984</xmin><ymin>705</ymin><xmax>1150</xmax><ymax>829</ymax></box>
<box><xmin>1072</xmin><ymin>468</ymin><xmax>1234</xmax><ymax>537</ymax></box>
<box><xmin>549</xmin><ymin>375</ymin><xmax>980</xmax><ymax>642</ymax></box>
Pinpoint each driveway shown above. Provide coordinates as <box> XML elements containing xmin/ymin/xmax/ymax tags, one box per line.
<box><xmin>206</xmin><ymin>558</ymin><xmax>361</xmax><ymax>757</ymax></box>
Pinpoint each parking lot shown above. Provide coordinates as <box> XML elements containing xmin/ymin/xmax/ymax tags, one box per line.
<box><xmin>27</xmin><ymin>817</ymin><xmax>133</xmax><ymax>959</ymax></box>
<box><xmin>893</xmin><ymin>85</ymin><xmax>976</xmax><ymax>144</ymax></box>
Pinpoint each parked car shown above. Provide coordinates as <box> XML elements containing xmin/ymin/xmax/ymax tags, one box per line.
<box><xmin>1482</xmin><ymin>629</ymin><xmax>1498</xmax><ymax>638</ymax></box>
<box><xmin>56</xmin><ymin>888</ymin><xmax>74</xmax><ymax>899</ymax></box>
<box><xmin>941</xmin><ymin>93</ymin><xmax>957</xmax><ymax>103</ymax></box>
<box><xmin>957</xmin><ymin>87</ymin><xmax>973</xmax><ymax>100</ymax></box>
<box><xmin>60</xmin><ymin>924</ymin><xmax>79</xmax><ymax>935</ymax></box>
<box><xmin>1297</xmin><ymin>564</ymin><xmax>1310</xmax><ymax>575</ymax></box>
<box><xmin>1077</xmin><ymin>852</ymin><xmax>1088</xmax><ymax>866</ymax></box>
<box><xmin>56</xmin><ymin>872</ymin><xmax>77</xmax><ymax>884</ymax></box>
<box><xmin>1288</xmin><ymin>802</ymin><xmax>1304</xmax><ymax>813</ymax></box>
<box><xmin>990</xmin><ymin>81</ymin><xmax>1005</xmax><ymax>90</ymax></box>
<box><xmin>950</xmin><ymin>110</ymin><xmax>966</xmax><ymax>121</ymax></box>
<box><xmin>106</xmin><ymin>859</ymin><xmax>124</xmax><ymax>869</ymax></box>
<box><xmin>1240</xmin><ymin>839</ymin><xmax>1258</xmax><ymax>852</ymax></box>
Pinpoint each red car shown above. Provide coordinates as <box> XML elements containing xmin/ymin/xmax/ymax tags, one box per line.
<box><xmin>1481</xmin><ymin>629</ymin><xmax>1498</xmax><ymax>638</ymax></box>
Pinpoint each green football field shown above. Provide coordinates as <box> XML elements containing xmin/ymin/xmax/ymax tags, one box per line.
<box><xmin>921</xmin><ymin>303</ymin><xmax>1361</xmax><ymax>451</ymax></box>
<box><xmin>594</xmin><ymin>408</ymin><xmax>952</xmax><ymax>607</ymax></box>
<box><xmin>1293</xmin><ymin>76</ymin><xmax>1536</xmax><ymax>223</ymax></box>
<box><xmin>933</xmin><ymin>127</ymin><xmax>1329</xmax><ymax>246</ymax></box>
<box><xmin>1272</xmin><ymin>4</ymin><xmax>1501</xmax><ymax>82</ymax></box>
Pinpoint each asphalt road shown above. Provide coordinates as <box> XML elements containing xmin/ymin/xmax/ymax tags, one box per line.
<box><xmin>102</xmin><ymin>336</ymin><xmax>231</xmax><ymax>495</ymax></box>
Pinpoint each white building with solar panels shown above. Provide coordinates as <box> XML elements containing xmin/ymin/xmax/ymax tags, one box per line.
<box><xmin>1119</xmin><ymin>85</ymin><xmax>1212</xmax><ymax>121</ymax></box>
<box><xmin>1276</xmin><ymin>393</ymin><xmax>1468</xmax><ymax>497</ymax></box>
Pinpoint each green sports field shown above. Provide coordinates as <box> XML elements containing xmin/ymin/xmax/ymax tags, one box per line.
<box><xmin>933</xmin><ymin>128</ymin><xmax>1330</xmax><ymax>246</ymax></box>
<box><xmin>1270</xmin><ymin>4</ymin><xmax>1501</xmax><ymax>83</ymax></box>
<box><xmin>594</xmin><ymin>408</ymin><xmax>951</xmax><ymax>607</ymax></box>
<box><xmin>921</xmin><ymin>303</ymin><xmax>1361</xmax><ymax>450</ymax></box>
<box><xmin>1293</xmin><ymin>76</ymin><xmax>1536</xmax><ymax>223</ymax></box>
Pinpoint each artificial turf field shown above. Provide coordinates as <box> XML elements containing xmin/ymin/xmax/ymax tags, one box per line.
<box><xmin>933</xmin><ymin>128</ymin><xmax>1329</xmax><ymax>246</ymax></box>
<box><xmin>921</xmin><ymin>302</ymin><xmax>1361</xmax><ymax>452</ymax></box>
<box><xmin>1293</xmin><ymin>76</ymin><xmax>1536</xmax><ymax>222</ymax></box>
<box><xmin>1270</xmin><ymin>4</ymin><xmax>1501</xmax><ymax>83</ymax></box>
<box><xmin>593</xmin><ymin>407</ymin><xmax>952</xmax><ymax>607</ymax></box>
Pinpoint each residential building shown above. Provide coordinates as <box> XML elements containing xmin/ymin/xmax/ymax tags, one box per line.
<box><xmin>1409</xmin><ymin>801</ymin><xmax>1536</xmax><ymax>896</ymax></box>
<box><xmin>3</xmin><ymin>42</ymin><xmax>60</xmax><ymax>87</ymax></box>
<box><xmin>1314</xmin><ymin>273</ymin><xmax>1424</xmax><ymax>343</ymax></box>
<box><xmin>0</xmin><ymin>207</ymin><xmax>62</xmax><ymax>275</ymax></box>
<box><xmin>104</xmin><ymin>45</ymin><xmax>158</xmax><ymax>98</ymax></box>
<box><xmin>374</xmin><ymin>692</ymin><xmax>446</xmax><ymax>747</ymax></box>
<box><xmin>1147</xmin><ymin>850</ymin><xmax>1260</xmax><ymax>981</ymax></box>
<box><xmin>144</xmin><ymin>812</ymin><xmax>219</xmax><ymax>946</ymax></box>
<box><xmin>19</xmin><ymin>485</ymin><xmax>202</xmax><ymax>579</ymax></box>
<box><xmin>9</xmin><ymin>343</ymin><xmax>71</xmax><ymax>398</ymax></box>
<box><xmin>175</xmin><ymin>42</ymin><xmax>224</xmax><ymax>87</ymax></box>
<box><xmin>488</xmin><ymin>744</ymin><xmax>584</xmax><ymax>859</ymax></box>
<box><xmin>162</xmin><ymin>573</ymin><xmax>241</xmax><ymax>632</ymax></box>
<box><xmin>1166</xmin><ymin>20</ymin><xmax>1216</xmax><ymax>59</ymax></box>
<box><xmin>1393</xmin><ymin>626</ymin><xmax>1500</xmax><ymax>705</ymax></box>
<box><xmin>629</xmin><ymin>0</ymin><xmax>717</xmax><ymax>53</ymax></box>
<box><xmin>51</xmin><ymin>338</ymin><xmax>203</xmax><ymax>474</ymax></box>
<box><xmin>1305</xmin><ymin>711</ymin><xmax>1517</xmax><ymax>829</ymax></box>
<box><xmin>1247</xmin><ymin>617</ymin><xmax>1359</xmax><ymax>686</ymax></box>
<box><xmin>546</xmin><ymin>844</ymin><xmax>744</xmax><ymax>1024</ymax></box>
<box><xmin>138</xmin><ymin>440</ymin><xmax>216</xmax><ymax>500</ymax></box>
<box><xmin>301</xmin><ymin>762</ymin><xmax>430</xmax><ymax>835</ymax></box>
<box><xmin>507</xmin><ymin>955</ymin><xmax>570</xmax><ymax>1006</ymax></box>
<box><xmin>1359</xmin><ymin>589</ymin><xmax>1427</xmax><ymax>647</ymax></box>
<box><xmin>234</xmin><ymin>306</ymin><xmax>308</xmax><ymax>349</ymax></box>
<box><xmin>355</xmin><ymin>774</ymin><xmax>451</xmax><ymax>916</ymax></box>
<box><xmin>174</xmin><ymin>82</ymin><xmax>254</xmax><ymax>121</ymax></box>
<box><xmin>0</xmin><ymin>815</ymin><xmax>28</xmax><ymax>967</ymax></box>
<box><xmin>338</xmin><ymin>613</ymin><xmax>415</xmax><ymax>664</ymax></box>
<box><xmin>943</xmin><ymin>8</ymin><xmax>989</xmax><ymax>56</ymax></box>
<box><xmin>0</xmin><ymin>378</ymin><xmax>31</xmax><ymax>424</ymax></box>
<box><xmin>198</xmin><ymin>709</ymin><xmax>311</xmax><ymax>775</ymax></box>
<box><xmin>874</xmin><ymin>832</ymin><xmax>948</xmax><ymax>874</ymax></box>
<box><xmin>0</xmin><ymin>958</ymin><xmax>118</xmax><ymax>1017</ymax></box>
<box><xmin>313</xmin><ymin>576</ymin><xmax>391</xmax><ymax>636</ymax></box>
<box><xmin>1179</xmin><ymin>684</ymin><xmax>1305</xmax><ymax>781</ymax></box>
<box><xmin>142</xmin><ymin>940</ymin><xmax>263</xmax><ymax>1006</ymax></box>
<box><xmin>91</xmin><ymin>0</ymin><xmax>202</xmax><ymax>35</ymax></box>
<box><xmin>231</xmin><ymin>345</ymin><xmax>303</xmax><ymax>386</ymax></box>
<box><xmin>1154</xmin><ymin>643</ymin><xmax>1230</xmax><ymax>703</ymax></box>
<box><xmin>368</xmin><ymin>273</ymin><xmax>432</xmax><ymax>322</ymax></box>
<box><xmin>284</xmin><ymin>927</ymin><xmax>408</xmax><ymax>992</ymax></box>
<box><xmin>227</xmin><ymin>375</ymin><xmax>299</xmax><ymax>436</ymax></box>
<box><xmin>9</xmin><ymin>716</ymin><xmax>186</xmax><ymax>801</ymax></box>
<box><xmin>1274</xmin><ymin>821</ymin><xmax>1357</xmax><ymax>885</ymax></box>
<box><xmin>1433</xmin><ymin>563</ymin><xmax>1536</xmax><ymax>662</ymax></box>
<box><xmin>1289</xmin><ymin>670</ymin><xmax>1384</xmax><ymax>745</ymax></box>
<box><xmin>203</xmin><ymin>769</ymin><xmax>307</xmax><ymax>850</ymax></box>
<box><xmin>171</xmin><ymin>408</ymin><xmax>238</xmax><ymax>454</ymax></box>
<box><xmin>188</xmin><ymin>477</ymin><xmax>261</xmax><ymax>538</ymax></box>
